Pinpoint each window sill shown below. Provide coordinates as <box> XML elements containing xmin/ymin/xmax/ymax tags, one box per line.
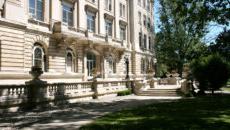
<box><xmin>28</xmin><ymin>18</ymin><xmax>49</xmax><ymax>27</ymax></box>
<box><xmin>104</xmin><ymin>8</ymin><xmax>112</xmax><ymax>13</ymax></box>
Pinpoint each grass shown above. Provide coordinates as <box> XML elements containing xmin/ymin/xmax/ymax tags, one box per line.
<box><xmin>222</xmin><ymin>87</ymin><xmax>230</xmax><ymax>92</ymax></box>
<box><xmin>80</xmin><ymin>95</ymin><xmax>230</xmax><ymax>130</ymax></box>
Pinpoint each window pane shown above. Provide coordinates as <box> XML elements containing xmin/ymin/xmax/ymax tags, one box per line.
<box><xmin>35</xmin><ymin>59</ymin><xmax>42</xmax><ymax>67</ymax></box>
<box><xmin>119</xmin><ymin>3</ymin><xmax>122</xmax><ymax>16</ymax></box>
<box><xmin>29</xmin><ymin>0</ymin><xmax>35</xmax><ymax>16</ymax></box>
<box><xmin>36</xmin><ymin>0</ymin><xmax>43</xmax><ymax>20</ymax></box>
<box><xmin>68</xmin><ymin>11</ymin><xmax>73</xmax><ymax>26</ymax></box>
<box><xmin>29</xmin><ymin>0</ymin><xmax>35</xmax><ymax>10</ymax></box>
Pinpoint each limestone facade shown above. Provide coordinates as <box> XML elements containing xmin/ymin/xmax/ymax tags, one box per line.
<box><xmin>0</xmin><ymin>0</ymin><xmax>155</xmax><ymax>84</ymax></box>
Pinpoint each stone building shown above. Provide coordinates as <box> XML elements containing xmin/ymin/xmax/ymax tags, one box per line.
<box><xmin>0</xmin><ymin>0</ymin><xmax>155</xmax><ymax>84</ymax></box>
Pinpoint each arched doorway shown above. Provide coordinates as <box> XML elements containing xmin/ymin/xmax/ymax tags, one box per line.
<box><xmin>87</xmin><ymin>52</ymin><xmax>96</xmax><ymax>77</ymax></box>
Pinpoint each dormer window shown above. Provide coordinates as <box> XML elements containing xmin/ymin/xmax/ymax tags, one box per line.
<box><xmin>29</xmin><ymin>0</ymin><xmax>44</xmax><ymax>21</ymax></box>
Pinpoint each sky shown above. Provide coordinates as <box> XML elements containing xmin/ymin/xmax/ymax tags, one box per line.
<box><xmin>153</xmin><ymin>0</ymin><xmax>229</xmax><ymax>44</ymax></box>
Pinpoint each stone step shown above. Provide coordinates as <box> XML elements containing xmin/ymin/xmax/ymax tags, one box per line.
<box><xmin>138</xmin><ymin>89</ymin><xmax>180</xmax><ymax>97</ymax></box>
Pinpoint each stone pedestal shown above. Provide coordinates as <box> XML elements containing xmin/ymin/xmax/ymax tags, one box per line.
<box><xmin>25</xmin><ymin>67</ymin><xmax>47</xmax><ymax>109</ymax></box>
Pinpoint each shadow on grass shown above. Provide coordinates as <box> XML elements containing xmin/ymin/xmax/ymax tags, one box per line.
<box><xmin>80</xmin><ymin>94</ymin><xmax>230</xmax><ymax>130</ymax></box>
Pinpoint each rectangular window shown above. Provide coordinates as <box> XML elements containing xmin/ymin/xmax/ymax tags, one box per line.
<box><xmin>119</xmin><ymin>3</ymin><xmax>122</xmax><ymax>17</ymax></box>
<box><xmin>62</xmin><ymin>2</ymin><xmax>73</xmax><ymax>26</ymax></box>
<box><xmin>143</xmin><ymin>15</ymin><xmax>146</xmax><ymax>27</ymax></box>
<box><xmin>148</xmin><ymin>37</ymin><xmax>151</xmax><ymax>50</ymax></box>
<box><xmin>105</xmin><ymin>0</ymin><xmax>112</xmax><ymax>11</ymax></box>
<box><xmin>144</xmin><ymin>34</ymin><xmax>147</xmax><ymax>49</ymax></box>
<box><xmin>138</xmin><ymin>12</ymin><xmax>141</xmax><ymax>24</ymax></box>
<box><xmin>143</xmin><ymin>0</ymin><xmax>146</xmax><ymax>8</ymax></box>
<box><xmin>138</xmin><ymin>0</ymin><xmax>141</xmax><ymax>6</ymax></box>
<box><xmin>120</xmin><ymin>26</ymin><xmax>126</xmax><ymax>40</ymax></box>
<box><xmin>148</xmin><ymin>17</ymin><xmax>151</xmax><ymax>29</ymax></box>
<box><xmin>139</xmin><ymin>32</ymin><xmax>142</xmax><ymax>48</ymax></box>
<box><xmin>105</xmin><ymin>19</ymin><xmax>113</xmax><ymax>36</ymax></box>
<box><xmin>29</xmin><ymin>0</ymin><xmax>44</xmax><ymax>21</ymax></box>
<box><xmin>147</xmin><ymin>0</ymin><xmax>150</xmax><ymax>11</ymax></box>
<box><xmin>87</xmin><ymin>12</ymin><xmax>95</xmax><ymax>32</ymax></box>
<box><xmin>119</xmin><ymin>3</ymin><xmax>125</xmax><ymax>17</ymax></box>
<box><xmin>122</xmin><ymin>5</ymin><xmax>125</xmax><ymax>17</ymax></box>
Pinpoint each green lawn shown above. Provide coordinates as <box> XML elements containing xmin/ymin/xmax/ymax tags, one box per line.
<box><xmin>80</xmin><ymin>95</ymin><xmax>230</xmax><ymax>130</ymax></box>
<box><xmin>222</xmin><ymin>87</ymin><xmax>230</xmax><ymax>92</ymax></box>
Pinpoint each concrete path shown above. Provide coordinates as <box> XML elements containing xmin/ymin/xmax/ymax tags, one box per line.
<box><xmin>0</xmin><ymin>95</ymin><xmax>181</xmax><ymax>130</ymax></box>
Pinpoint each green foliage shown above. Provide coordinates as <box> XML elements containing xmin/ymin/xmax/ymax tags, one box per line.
<box><xmin>155</xmin><ymin>0</ymin><xmax>229</xmax><ymax>77</ymax></box>
<box><xmin>155</xmin><ymin>63</ymin><xmax>168</xmax><ymax>77</ymax></box>
<box><xmin>191</xmin><ymin>54</ymin><xmax>230</xmax><ymax>93</ymax></box>
<box><xmin>209</xmin><ymin>29</ymin><xmax>230</xmax><ymax>61</ymax></box>
<box><xmin>155</xmin><ymin>0</ymin><xmax>210</xmax><ymax>76</ymax></box>
<box><xmin>80</xmin><ymin>95</ymin><xmax>230</xmax><ymax>130</ymax></box>
<box><xmin>117</xmin><ymin>90</ymin><xmax>132</xmax><ymax>96</ymax></box>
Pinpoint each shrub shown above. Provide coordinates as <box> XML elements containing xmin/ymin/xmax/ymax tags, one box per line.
<box><xmin>117</xmin><ymin>89</ymin><xmax>132</xmax><ymax>96</ymax></box>
<box><xmin>190</xmin><ymin>54</ymin><xmax>230</xmax><ymax>94</ymax></box>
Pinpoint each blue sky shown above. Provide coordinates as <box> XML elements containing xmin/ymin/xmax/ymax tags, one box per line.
<box><xmin>154</xmin><ymin>0</ymin><xmax>229</xmax><ymax>44</ymax></box>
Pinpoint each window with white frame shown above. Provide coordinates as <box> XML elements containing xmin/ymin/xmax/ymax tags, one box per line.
<box><xmin>138</xmin><ymin>0</ymin><xmax>141</xmax><ymax>6</ymax></box>
<box><xmin>144</xmin><ymin>34</ymin><xmax>147</xmax><ymax>49</ymax></box>
<box><xmin>119</xmin><ymin>3</ymin><xmax>125</xmax><ymax>18</ymax></box>
<box><xmin>139</xmin><ymin>32</ymin><xmax>142</xmax><ymax>48</ymax></box>
<box><xmin>62</xmin><ymin>2</ymin><xmax>73</xmax><ymax>26</ymax></box>
<box><xmin>87</xmin><ymin>52</ymin><xmax>96</xmax><ymax>77</ymax></box>
<box><xmin>143</xmin><ymin>15</ymin><xmax>146</xmax><ymax>27</ymax></box>
<box><xmin>143</xmin><ymin>0</ymin><xmax>146</xmax><ymax>8</ymax></box>
<box><xmin>66</xmin><ymin>49</ymin><xmax>75</xmax><ymax>72</ymax></box>
<box><xmin>141</xmin><ymin>58</ymin><xmax>147</xmax><ymax>74</ymax></box>
<box><xmin>33</xmin><ymin>44</ymin><xmax>46</xmax><ymax>71</ymax></box>
<box><xmin>147</xmin><ymin>17</ymin><xmax>151</xmax><ymax>29</ymax></box>
<box><xmin>148</xmin><ymin>37</ymin><xmax>151</xmax><ymax>50</ymax></box>
<box><xmin>147</xmin><ymin>0</ymin><xmax>150</xmax><ymax>11</ymax></box>
<box><xmin>120</xmin><ymin>25</ymin><xmax>126</xmax><ymax>40</ymax></box>
<box><xmin>29</xmin><ymin>0</ymin><xmax>44</xmax><ymax>21</ymax></box>
<box><xmin>108</xmin><ymin>56</ymin><xmax>116</xmax><ymax>74</ymax></box>
<box><xmin>105</xmin><ymin>19</ymin><xmax>113</xmax><ymax>36</ymax></box>
<box><xmin>138</xmin><ymin>12</ymin><xmax>142</xmax><ymax>24</ymax></box>
<box><xmin>87</xmin><ymin>12</ymin><xmax>95</xmax><ymax>32</ymax></box>
<box><xmin>105</xmin><ymin>0</ymin><xmax>112</xmax><ymax>11</ymax></box>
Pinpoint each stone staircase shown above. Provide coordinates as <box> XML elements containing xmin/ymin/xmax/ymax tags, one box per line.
<box><xmin>138</xmin><ymin>88</ymin><xmax>181</xmax><ymax>97</ymax></box>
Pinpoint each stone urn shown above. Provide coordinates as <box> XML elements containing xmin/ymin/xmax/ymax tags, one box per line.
<box><xmin>29</xmin><ymin>66</ymin><xmax>43</xmax><ymax>80</ymax></box>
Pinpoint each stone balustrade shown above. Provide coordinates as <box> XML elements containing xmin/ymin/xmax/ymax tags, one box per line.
<box><xmin>0</xmin><ymin>80</ymin><xmax>138</xmax><ymax>107</ymax></box>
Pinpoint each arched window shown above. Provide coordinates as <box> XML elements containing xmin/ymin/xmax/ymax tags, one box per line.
<box><xmin>33</xmin><ymin>44</ymin><xmax>45</xmax><ymax>70</ymax></box>
<box><xmin>66</xmin><ymin>49</ymin><xmax>75</xmax><ymax>72</ymax></box>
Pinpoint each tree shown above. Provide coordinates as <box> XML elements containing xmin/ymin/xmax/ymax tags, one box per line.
<box><xmin>155</xmin><ymin>0</ymin><xmax>208</xmax><ymax>77</ymax></box>
<box><xmin>191</xmin><ymin>54</ymin><xmax>230</xmax><ymax>94</ymax></box>
<box><xmin>155</xmin><ymin>0</ymin><xmax>229</xmax><ymax>77</ymax></box>
<box><xmin>209</xmin><ymin>29</ymin><xmax>230</xmax><ymax>61</ymax></box>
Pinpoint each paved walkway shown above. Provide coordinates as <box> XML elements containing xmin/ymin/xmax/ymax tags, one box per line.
<box><xmin>0</xmin><ymin>95</ymin><xmax>181</xmax><ymax>130</ymax></box>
